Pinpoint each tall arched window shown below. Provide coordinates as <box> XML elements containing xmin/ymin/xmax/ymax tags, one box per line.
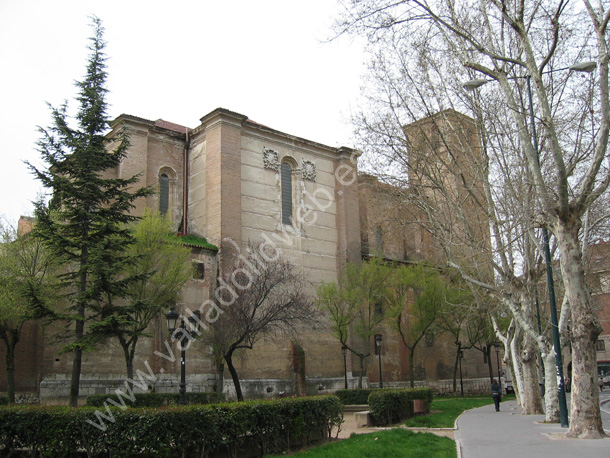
<box><xmin>159</xmin><ymin>173</ymin><xmax>170</xmax><ymax>215</ymax></box>
<box><xmin>281</xmin><ymin>162</ymin><xmax>293</xmax><ymax>225</ymax></box>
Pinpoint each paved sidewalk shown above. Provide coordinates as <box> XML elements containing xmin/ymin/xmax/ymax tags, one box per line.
<box><xmin>455</xmin><ymin>400</ymin><xmax>610</xmax><ymax>458</ymax></box>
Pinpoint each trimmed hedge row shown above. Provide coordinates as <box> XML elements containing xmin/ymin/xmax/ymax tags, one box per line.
<box><xmin>0</xmin><ymin>395</ymin><xmax>343</xmax><ymax>457</ymax></box>
<box><xmin>334</xmin><ymin>388</ymin><xmax>379</xmax><ymax>405</ymax></box>
<box><xmin>368</xmin><ymin>388</ymin><xmax>433</xmax><ymax>426</ymax></box>
<box><xmin>0</xmin><ymin>397</ymin><xmax>7</xmax><ymax>406</ymax></box>
<box><xmin>86</xmin><ymin>391</ymin><xmax>226</xmax><ymax>407</ymax></box>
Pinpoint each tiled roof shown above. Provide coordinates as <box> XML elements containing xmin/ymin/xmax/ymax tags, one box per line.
<box><xmin>154</xmin><ymin>119</ymin><xmax>191</xmax><ymax>134</ymax></box>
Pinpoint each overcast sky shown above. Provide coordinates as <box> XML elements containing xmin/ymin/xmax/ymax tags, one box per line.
<box><xmin>0</xmin><ymin>0</ymin><xmax>365</xmax><ymax>225</ymax></box>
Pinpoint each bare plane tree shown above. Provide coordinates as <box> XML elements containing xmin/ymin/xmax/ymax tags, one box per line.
<box><xmin>334</xmin><ymin>0</ymin><xmax>610</xmax><ymax>436</ymax></box>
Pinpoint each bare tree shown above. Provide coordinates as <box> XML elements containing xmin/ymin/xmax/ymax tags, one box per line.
<box><xmin>210</xmin><ymin>241</ymin><xmax>317</xmax><ymax>401</ymax></box>
<box><xmin>335</xmin><ymin>0</ymin><xmax>609</xmax><ymax>436</ymax></box>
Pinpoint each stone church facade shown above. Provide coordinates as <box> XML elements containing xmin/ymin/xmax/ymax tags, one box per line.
<box><xmin>3</xmin><ymin>108</ymin><xmax>497</xmax><ymax>403</ymax></box>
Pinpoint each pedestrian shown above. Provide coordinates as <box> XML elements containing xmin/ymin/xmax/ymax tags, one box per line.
<box><xmin>492</xmin><ymin>378</ymin><xmax>502</xmax><ymax>412</ymax></box>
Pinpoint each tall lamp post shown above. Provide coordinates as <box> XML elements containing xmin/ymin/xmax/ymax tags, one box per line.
<box><xmin>493</xmin><ymin>342</ymin><xmax>502</xmax><ymax>385</ymax></box>
<box><xmin>375</xmin><ymin>334</ymin><xmax>383</xmax><ymax>388</ymax></box>
<box><xmin>463</xmin><ymin>60</ymin><xmax>596</xmax><ymax>428</ymax></box>
<box><xmin>342</xmin><ymin>344</ymin><xmax>348</xmax><ymax>389</ymax></box>
<box><xmin>165</xmin><ymin>307</ymin><xmax>201</xmax><ymax>405</ymax></box>
<box><xmin>459</xmin><ymin>348</ymin><xmax>464</xmax><ymax>396</ymax></box>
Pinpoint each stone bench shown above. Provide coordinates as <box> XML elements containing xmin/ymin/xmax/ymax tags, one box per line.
<box><xmin>354</xmin><ymin>410</ymin><xmax>372</xmax><ymax>428</ymax></box>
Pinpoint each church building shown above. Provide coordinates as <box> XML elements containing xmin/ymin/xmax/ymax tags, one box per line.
<box><xmin>4</xmin><ymin>107</ymin><xmax>496</xmax><ymax>402</ymax></box>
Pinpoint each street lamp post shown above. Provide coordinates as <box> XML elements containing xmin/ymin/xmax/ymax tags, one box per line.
<box><xmin>463</xmin><ymin>60</ymin><xmax>595</xmax><ymax>428</ymax></box>
<box><xmin>375</xmin><ymin>334</ymin><xmax>383</xmax><ymax>388</ymax></box>
<box><xmin>459</xmin><ymin>349</ymin><xmax>464</xmax><ymax>396</ymax></box>
<box><xmin>165</xmin><ymin>307</ymin><xmax>201</xmax><ymax>405</ymax></box>
<box><xmin>493</xmin><ymin>342</ymin><xmax>501</xmax><ymax>386</ymax></box>
<box><xmin>342</xmin><ymin>344</ymin><xmax>348</xmax><ymax>389</ymax></box>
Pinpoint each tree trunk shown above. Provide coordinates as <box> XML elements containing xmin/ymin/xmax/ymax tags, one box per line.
<box><xmin>542</xmin><ymin>349</ymin><xmax>560</xmax><ymax>423</ymax></box>
<box><xmin>509</xmin><ymin>328</ymin><xmax>524</xmax><ymax>406</ymax></box>
<box><xmin>358</xmin><ymin>354</ymin><xmax>365</xmax><ymax>389</ymax></box>
<box><xmin>224</xmin><ymin>350</ymin><xmax>243</xmax><ymax>401</ymax></box>
<box><xmin>408</xmin><ymin>348</ymin><xmax>415</xmax><ymax>388</ymax></box>
<box><xmin>452</xmin><ymin>345</ymin><xmax>460</xmax><ymax>393</ymax></box>
<box><xmin>120</xmin><ymin>340</ymin><xmax>135</xmax><ymax>381</ymax></box>
<box><xmin>215</xmin><ymin>360</ymin><xmax>225</xmax><ymax>393</ymax></box>
<box><xmin>569</xmin><ymin>337</ymin><xmax>603</xmax><ymax>438</ymax></box>
<box><xmin>556</xmin><ymin>223</ymin><xmax>605</xmax><ymax>438</ymax></box>
<box><xmin>3</xmin><ymin>330</ymin><xmax>18</xmax><ymax>404</ymax></box>
<box><xmin>518</xmin><ymin>332</ymin><xmax>544</xmax><ymax>415</ymax></box>
<box><xmin>70</xmin><ymin>318</ymin><xmax>84</xmax><ymax>407</ymax></box>
<box><xmin>71</xmin><ymin>247</ymin><xmax>88</xmax><ymax>408</ymax></box>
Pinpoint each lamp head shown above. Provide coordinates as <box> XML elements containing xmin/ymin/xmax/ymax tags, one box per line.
<box><xmin>375</xmin><ymin>334</ymin><xmax>382</xmax><ymax>347</ymax></box>
<box><xmin>570</xmin><ymin>61</ymin><xmax>596</xmax><ymax>73</ymax></box>
<box><xmin>165</xmin><ymin>307</ymin><xmax>179</xmax><ymax>334</ymax></box>
<box><xmin>187</xmin><ymin>311</ymin><xmax>202</xmax><ymax>334</ymax></box>
<box><xmin>463</xmin><ymin>78</ymin><xmax>489</xmax><ymax>91</ymax></box>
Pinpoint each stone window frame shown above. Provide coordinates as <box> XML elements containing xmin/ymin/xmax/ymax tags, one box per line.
<box><xmin>158</xmin><ymin>167</ymin><xmax>177</xmax><ymax>218</ymax></box>
<box><xmin>281</xmin><ymin>157</ymin><xmax>298</xmax><ymax>226</ymax></box>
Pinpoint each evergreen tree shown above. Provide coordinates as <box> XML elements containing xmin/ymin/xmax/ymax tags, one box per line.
<box><xmin>28</xmin><ymin>17</ymin><xmax>152</xmax><ymax>406</ymax></box>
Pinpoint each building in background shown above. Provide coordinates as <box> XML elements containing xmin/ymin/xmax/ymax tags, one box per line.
<box><xmin>584</xmin><ymin>242</ymin><xmax>610</xmax><ymax>386</ymax></box>
<box><xmin>1</xmin><ymin>108</ymin><xmax>496</xmax><ymax>403</ymax></box>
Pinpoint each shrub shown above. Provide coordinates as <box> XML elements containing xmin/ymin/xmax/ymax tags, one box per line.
<box><xmin>408</xmin><ymin>387</ymin><xmax>434</xmax><ymax>408</ymax></box>
<box><xmin>368</xmin><ymin>388</ymin><xmax>433</xmax><ymax>426</ymax></box>
<box><xmin>0</xmin><ymin>397</ymin><xmax>7</xmax><ymax>406</ymax></box>
<box><xmin>86</xmin><ymin>391</ymin><xmax>226</xmax><ymax>407</ymax></box>
<box><xmin>334</xmin><ymin>388</ymin><xmax>379</xmax><ymax>405</ymax></box>
<box><xmin>0</xmin><ymin>395</ymin><xmax>343</xmax><ymax>457</ymax></box>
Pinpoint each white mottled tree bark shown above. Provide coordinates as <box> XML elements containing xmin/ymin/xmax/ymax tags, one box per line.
<box><xmin>335</xmin><ymin>0</ymin><xmax>610</xmax><ymax>437</ymax></box>
<box><xmin>542</xmin><ymin>350</ymin><xmax>560</xmax><ymax>424</ymax></box>
<box><xmin>556</xmin><ymin>224</ymin><xmax>604</xmax><ymax>438</ymax></box>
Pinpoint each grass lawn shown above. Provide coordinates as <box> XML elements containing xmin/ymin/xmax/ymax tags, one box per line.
<box><xmin>405</xmin><ymin>395</ymin><xmax>515</xmax><ymax>428</ymax></box>
<box><xmin>265</xmin><ymin>429</ymin><xmax>456</xmax><ymax>458</ymax></box>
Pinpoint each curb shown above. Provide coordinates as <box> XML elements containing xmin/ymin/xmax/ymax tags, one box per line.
<box><xmin>454</xmin><ymin>417</ymin><xmax>462</xmax><ymax>458</ymax></box>
<box><xmin>453</xmin><ymin>406</ymin><xmax>464</xmax><ymax>458</ymax></box>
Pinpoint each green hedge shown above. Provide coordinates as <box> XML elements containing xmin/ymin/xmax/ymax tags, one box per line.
<box><xmin>0</xmin><ymin>397</ymin><xmax>7</xmax><ymax>406</ymax></box>
<box><xmin>86</xmin><ymin>391</ymin><xmax>226</xmax><ymax>407</ymax></box>
<box><xmin>0</xmin><ymin>395</ymin><xmax>343</xmax><ymax>457</ymax></box>
<box><xmin>368</xmin><ymin>388</ymin><xmax>433</xmax><ymax>426</ymax></box>
<box><xmin>334</xmin><ymin>388</ymin><xmax>379</xmax><ymax>405</ymax></box>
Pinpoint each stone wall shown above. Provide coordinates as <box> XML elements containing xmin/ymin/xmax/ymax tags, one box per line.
<box><xmin>371</xmin><ymin>377</ymin><xmax>497</xmax><ymax>396</ymax></box>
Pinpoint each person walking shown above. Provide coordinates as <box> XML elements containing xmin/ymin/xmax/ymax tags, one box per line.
<box><xmin>492</xmin><ymin>379</ymin><xmax>502</xmax><ymax>412</ymax></box>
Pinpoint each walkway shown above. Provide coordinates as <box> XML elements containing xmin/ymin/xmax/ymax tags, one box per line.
<box><xmin>455</xmin><ymin>400</ymin><xmax>610</xmax><ymax>458</ymax></box>
<box><xmin>339</xmin><ymin>399</ymin><xmax>610</xmax><ymax>457</ymax></box>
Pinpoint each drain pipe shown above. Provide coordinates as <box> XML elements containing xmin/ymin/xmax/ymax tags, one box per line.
<box><xmin>182</xmin><ymin>129</ymin><xmax>190</xmax><ymax>234</ymax></box>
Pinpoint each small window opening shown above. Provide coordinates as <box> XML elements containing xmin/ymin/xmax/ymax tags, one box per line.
<box><xmin>192</xmin><ymin>262</ymin><xmax>205</xmax><ymax>280</ymax></box>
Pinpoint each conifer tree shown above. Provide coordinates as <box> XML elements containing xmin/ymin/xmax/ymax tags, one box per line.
<box><xmin>28</xmin><ymin>17</ymin><xmax>152</xmax><ymax>406</ymax></box>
